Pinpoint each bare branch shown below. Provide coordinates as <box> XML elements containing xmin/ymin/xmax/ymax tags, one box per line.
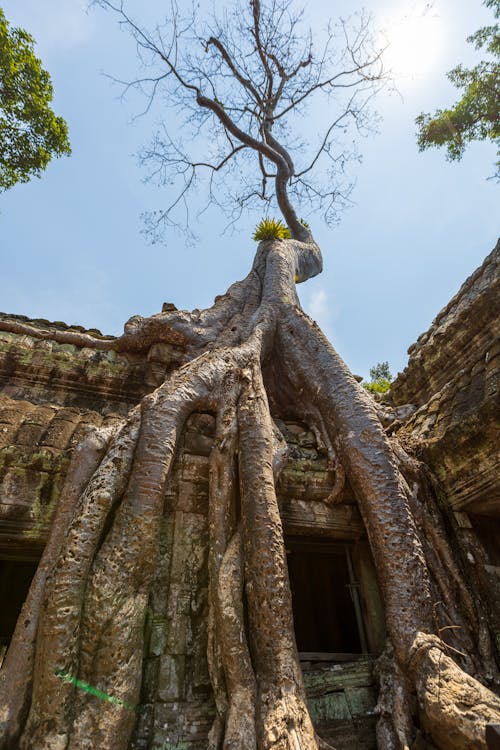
<box><xmin>206</xmin><ymin>36</ymin><xmax>263</xmax><ymax>105</ymax></box>
<box><xmin>95</xmin><ymin>0</ymin><xmax>388</xmax><ymax>241</ymax></box>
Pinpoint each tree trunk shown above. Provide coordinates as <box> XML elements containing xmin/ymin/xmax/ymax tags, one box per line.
<box><xmin>0</xmin><ymin>237</ymin><xmax>499</xmax><ymax>750</ymax></box>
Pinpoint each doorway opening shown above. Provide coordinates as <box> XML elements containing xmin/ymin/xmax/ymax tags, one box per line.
<box><xmin>0</xmin><ymin>559</ymin><xmax>39</xmax><ymax>666</ymax></box>
<box><xmin>286</xmin><ymin>538</ymin><xmax>368</xmax><ymax>659</ymax></box>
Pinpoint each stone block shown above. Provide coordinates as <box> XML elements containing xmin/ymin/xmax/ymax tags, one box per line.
<box><xmin>307</xmin><ymin>690</ymin><xmax>351</xmax><ymax>724</ymax></box>
<box><xmin>185</xmin><ymin>413</ymin><xmax>215</xmax><ymax>437</ymax></box>
<box><xmin>144</xmin><ymin>363</ymin><xmax>168</xmax><ymax>388</ymax></box>
<box><xmin>186</xmin><ymin>653</ymin><xmax>211</xmax><ymax>696</ymax></box>
<box><xmin>304</xmin><ymin>660</ymin><xmax>374</xmax><ymax>698</ymax></box>
<box><xmin>183</xmin><ymin>432</ymin><xmax>213</xmax><ymax>457</ymax></box>
<box><xmin>157</xmin><ymin>655</ymin><xmax>186</xmax><ymax>701</ymax></box>
<box><xmin>181</xmin><ymin>454</ymin><xmax>209</xmax><ymax>484</ymax></box>
<box><xmin>298</xmin><ymin>430</ymin><xmax>316</xmax><ymax>448</ymax></box>
<box><xmin>149</xmin><ymin>619</ymin><xmax>168</xmax><ymax>656</ymax></box>
<box><xmin>143</xmin><ymin>657</ymin><xmax>160</xmax><ymax>702</ymax></box>
<box><xmin>165</xmin><ymin>611</ymin><xmax>188</xmax><ymax>655</ymax></box>
<box><xmin>40</xmin><ymin>416</ymin><xmax>79</xmax><ymax>449</ymax></box>
<box><xmin>173</xmin><ymin>480</ymin><xmax>208</xmax><ymax>514</ymax></box>
<box><xmin>345</xmin><ymin>686</ymin><xmax>377</xmax><ymax>717</ymax></box>
<box><xmin>147</xmin><ymin>343</ymin><xmax>181</xmax><ymax>364</ymax></box>
<box><xmin>151</xmin><ymin>519</ymin><xmax>175</xmax><ymax>617</ymax></box>
<box><xmin>130</xmin><ymin>702</ymin><xmax>154</xmax><ymax>747</ymax></box>
<box><xmin>168</xmin><ymin>584</ymin><xmax>192</xmax><ymax>615</ymax></box>
<box><xmin>15</xmin><ymin>421</ymin><xmax>48</xmax><ymax>446</ymax></box>
<box><xmin>169</xmin><ymin>512</ymin><xmax>208</xmax><ymax>586</ymax></box>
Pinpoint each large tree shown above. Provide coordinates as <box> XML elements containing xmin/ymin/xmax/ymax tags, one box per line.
<box><xmin>416</xmin><ymin>0</ymin><xmax>499</xmax><ymax>178</ymax></box>
<box><xmin>1</xmin><ymin>1</ymin><xmax>499</xmax><ymax>749</ymax></box>
<box><xmin>0</xmin><ymin>7</ymin><xmax>71</xmax><ymax>191</ymax></box>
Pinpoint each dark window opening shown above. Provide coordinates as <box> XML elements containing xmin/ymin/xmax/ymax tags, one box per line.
<box><xmin>470</xmin><ymin>514</ymin><xmax>500</xmax><ymax>567</ymax></box>
<box><xmin>286</xmin><ymin>539</ymin><xmax>366</xmax><ymax>658</ymax></box>
<box><xmin>0</xmin><ymin>559</ymin><xmax>39</xmax><ymax>665</ymax></box>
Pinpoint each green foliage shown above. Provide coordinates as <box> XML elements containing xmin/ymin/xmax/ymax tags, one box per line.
<box><xmin>252</xmin><ymin>217</ymin><xmax>291</xmax><ymax>241</ymax></box>
<box><xmin>369</xmin><ymin>361</ymin><xmax>393</xmax><ymax>382</ymax></box>
<box><xmin>416</xmin><ymin>0</ymin><xmax>499</xmax><ymax>177</ymax></box>
<box><xmin>363</xmin><ymin>378</ymin><xmax>392</xmax><ymax>394</ymax></box>
<box><xmin>0</xmin><ymin>8</ymin><xmax>71</xmax><ymax>191</ymax></box>
<box><xmin>362</xmin><ymin>361</ymin><xmax>393</xmax><ymax>394</ymax></box>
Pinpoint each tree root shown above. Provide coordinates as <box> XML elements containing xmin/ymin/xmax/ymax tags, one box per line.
<box><xmin>1</xmin><ymin>238</ymin><xmax>498</xmax><ymax>750</ymax></box>
<box><xmin>0</xmin><ymin>423</ymin><xmax>117</xmax><ymax>749</ymax></box>
<box><xmin>238</xmin><ymin>361</ymin><xmax>319</xmax><ymax>750</ymax></box>
<box><xmin>276</xmin><ymin>301</ymin><xmax>500</xmax><ymax>747</ymax></box>
<box><xmin>391</xmin><ymin>442</ymin><xmax>500</xmax><ymax>683</ymax></box>
<box><xmin>217</xmin><ymin>530</ymin><xmax>257</xmax><ymax>748</ymax></box>
<box><xmin>409</xmin><ymin>633</ymin><xmax>500</xmax><ymax>750</ymax></box>
<box><xmin>19</xmin><ymin>414</ymin><xmax>141</xmax><ymax>749</ymax></box>
<box><xmin>374</xmin><ymin>643</ymin><xmax>414</xmax><ymax>750</ymax></box>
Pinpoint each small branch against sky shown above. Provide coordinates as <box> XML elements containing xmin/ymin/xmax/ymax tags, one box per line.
<box><xmin>93</xmin><ymin>0</ymin><xmax>389</xmax><ymax>242</ymax></box>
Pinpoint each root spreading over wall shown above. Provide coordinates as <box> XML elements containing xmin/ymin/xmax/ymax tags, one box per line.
<box><xmin>1</xmin><ymin>238</ymin><xmax>499</xmax><ymax>750</ymax></box>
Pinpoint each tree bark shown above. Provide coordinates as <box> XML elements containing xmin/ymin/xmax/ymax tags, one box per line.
<box><xmin>0</xmin><ymin>238</ymin><xmax>498</xmax><ymax>750</ymax></box>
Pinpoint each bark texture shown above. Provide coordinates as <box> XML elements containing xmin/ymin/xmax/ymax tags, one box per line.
<box><xmin>0</xmin><ymin>238</ymin><xmax>499</xmax><ymax>750</ymax></box>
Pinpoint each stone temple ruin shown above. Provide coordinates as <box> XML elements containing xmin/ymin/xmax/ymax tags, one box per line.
<box><xmin>0</xmin><ymin>240</ymin><xmax>498</xmax><ymax>749</ymax></box>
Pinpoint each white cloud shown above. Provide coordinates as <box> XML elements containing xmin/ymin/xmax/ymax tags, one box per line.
<box><xmin>300</xmin><ymin>283</ymin><xmax>340</xmax><ymax>347</ymax></box>
<box><xmin>308</xmin><ymin>288</ymin><xmax>328</xmax><ymax>325</ymax></box>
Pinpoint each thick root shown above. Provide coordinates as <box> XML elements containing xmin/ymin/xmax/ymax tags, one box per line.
<box><xmin>0</xmin><ymin>424</ymin><xmax>115</xmax><ymax>749</ymax></box>
<box><xmin>19</xmin><ymin>416</ymin><xmax>140</xmax><ymax>750</ymax></box>
<box><xmin>374</xmin><ymin>643</ymin><xmax>414</xmax><ymax>750</ymax></box>
<box><xmin>238</xmin><ymin>361</ymin><xmax>318</xmax><ymax>750</ymax></box>
<box><xmin>218</xmin><ymin>532</ymin><xmax>257</xmax><ymax>749</ymax></box>
<box><xmin>409</xmin><ymin>634</ymin><xmax>500</xmax><ymax>750</ymax></box>
<box><xmin>259</xmin><ymin>689</ymin><xmax>318</xmax><ymax>750</ymax></box>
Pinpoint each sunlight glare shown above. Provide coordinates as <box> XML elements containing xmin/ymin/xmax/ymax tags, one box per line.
<box><xmin>382</xmin><ymin>5</ymin><xmax>444</xmax><ymax>84</ymax></box>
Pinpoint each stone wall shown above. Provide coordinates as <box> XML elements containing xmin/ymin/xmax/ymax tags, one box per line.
<box><xmin>0</xmin><ymin>316</ymin><xmax>138</xmax><ymax>559</ymax></box>
<box><xmin>130</xmin><ymin>413</ymin><xmax>379</xmax><ymax>750</ymax></box>
<box><xmin>390</xmin><ymin>241</ymin><xmax>499</xmax><ymax>407</ymax></box>
<box><xmin>388</xmin><ymin>239</ymin><xmax>500</xmax><ymax>657</ymax></box>
<box><xmin>0</xmin><ymin>317</ymin><xmax>382</xmax><ymax>749</ymax></box>
<box><xmin>0</xmin><ymin>239</ymin><xmax>498</xmax><ymax>747</ymax></box>
<box><xmin>389</xmin><ymin>240</ymin><xmax>499</xmax><ymax>518</ymax></box>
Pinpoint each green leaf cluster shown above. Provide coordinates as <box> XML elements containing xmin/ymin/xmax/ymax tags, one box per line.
<box><xmin>0</xmin><ymin>8</ymin><xmax>71</xmax><ymax>191</ymax></box>
<box><xmin>252</xmin><ymin>217</ymin><xmax>291</xmax><ymax>241</ymax></box>
<box><xmin>252</xmin><ymin>217</ymin><xmax>311</xmax><ymax>241</ymax></box>
<box><xmin>416</xmin><ymin>0</ymin><xmax>499</xmax><ymax>177</ymax></box>
<box><xmin>362</xmin><ymin>361</ymin><xmax>393</xmax><ymax>395</ymax></box>
<box><xmin>363</xmin><ymin>378</ymin><xmax>392</xmax><ymax>394</ymax></box>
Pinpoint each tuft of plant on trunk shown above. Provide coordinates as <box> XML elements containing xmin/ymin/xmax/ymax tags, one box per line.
<box><xmin>253</xmin><ymin>217</ymin><xmax>291</xmax><ymax>241</ymax></box>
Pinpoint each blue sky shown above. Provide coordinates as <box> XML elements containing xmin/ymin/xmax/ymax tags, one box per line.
<box><xmin>0</xmin><ymin>0</ymin><xmax>498</xmax><ymax>380</ymax></box>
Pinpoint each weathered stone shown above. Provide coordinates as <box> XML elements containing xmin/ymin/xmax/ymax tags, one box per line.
<box><xmin>185</xmin><ymin>413</ymin><xmax>215</xmax><ymax>437</ymax></box>
<box><xmin>0</xmin><ymin>242</ymin><xmax>499</xmax><ymax>750</ymax></box>
<box><xmin>180</xmin><ymin>455</ymin><xmax>209</xmax><ymax>484</ymax></box>
<box><xmin>149</xmin><ymin>620</ymin><xmax>168</xmax><ymax>657</ymax></box>
<box><xmin>158</xmin><ymin>655</ymin><xmax>186</xmax><ymax>701</ymax></box>
<box><xmin>182</xmin><ymin>432</ymin><xmax>213</xmax><ymax>457</ymax></box>
<box><xmin>391</xmin><ymin>240</ymin><xmax>500</xmax><ymax>519</ymax></box>
<box><xmin>0</xmin><ymin>313</ymin><xmax>152</xmax><ymax>413</ymax></box>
